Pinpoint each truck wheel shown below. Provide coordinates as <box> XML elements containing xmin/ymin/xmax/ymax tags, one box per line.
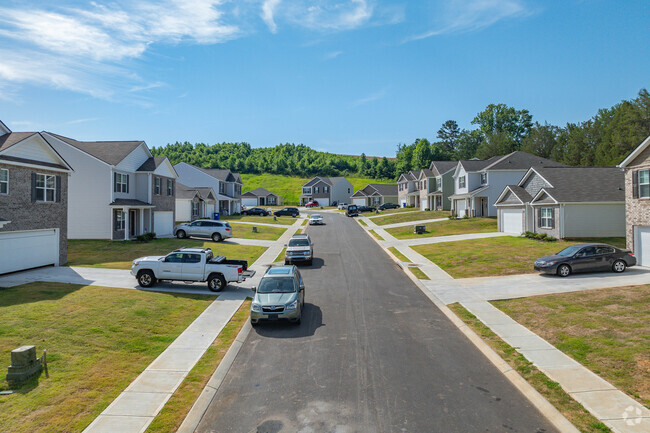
<box><xmin>137</xmin><ymin>270</ymin><xmax>156</xmax><ymax>287</ymax></box>
<box><xmin>207</xmin><ymin>274</ymin><xmax>226</xmax><ymax>292</ymax></box>
<box><xmin>212</xmin><ymin>232</ymin><xmax>223</xmax><ymax>242</ymax></box>
<box><xmin>176</xmin><ymin>230</ymin><xmax>186</xmax><ymax>239</ymax></box>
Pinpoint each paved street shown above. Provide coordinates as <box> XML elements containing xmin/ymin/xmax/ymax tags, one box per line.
<box><xmin>195</xmin><ymin>213</ymin><xmax>559</xmax><ymax>433</ymax></box>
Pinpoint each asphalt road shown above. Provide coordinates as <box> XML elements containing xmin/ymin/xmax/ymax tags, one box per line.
<box><xmin>196</xmin><ymin>212</ymin><xmax>559</xmax><ymax>433</ymax></box>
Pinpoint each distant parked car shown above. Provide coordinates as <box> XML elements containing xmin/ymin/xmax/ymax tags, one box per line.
<box><xmin>534</xmin><ymin>243</ymin><xmax>636</xmax><ymax>277</ymax></box>
<box><xmin>174</xmin><ymin>219</ymin><xmax>232</xmax><ymax>242</ymax></box>
<box><xmin>338</xmin><ymin>203</ymin><xmax>349</xmax><ymax>210</ymax></box>
<box><xmin>305</xmin><ymin>201</ymin><xmax>319</xmax><ymax>208</ymax></box>
<box><xmin>274</xmin><ymin>207</ymin><xmax>300</xmax><ymax>217</ymax></box>
<box><xmin>346</xmin><ymin>204</ymin><xmax>359</xmax><ymax>217</ymax></box>
<box><xmin>242</xmin><ymin>207</ymin><xmax>269</xmax><ymax>216</ymax></box>
<box><xmin>378</xmin><ymin>203</ymin><xmax>400</xmax><ymax>210</ymax></box>
<box><xmin>358</xmin><ymin>205</ymin><xmax>376</xmax><ymax>213</ymax></box>
<box><xmin>308</xmin><ymin>214</ymin><xmax>324</xmax><ymax>225</ymax></box>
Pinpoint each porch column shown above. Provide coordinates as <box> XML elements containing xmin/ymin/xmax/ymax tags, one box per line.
<box><xmin>140</xmin><ymin>209</ymin><xmax>144</xmax><ymax>235</ymax></box>
<box><xmin>110</xmin><ymin>208</ymin><xmax>114</xmax><ymax>240</ymax></box>
<box><xmin>124</xmin><ymin>207</ymin><xmax>130</xmax><ymax>241</ymax></box>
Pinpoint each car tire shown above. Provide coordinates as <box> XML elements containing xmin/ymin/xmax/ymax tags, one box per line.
<box><xmin>137</xmin><ymin>270</ymin><xmax>156</xmax><ymax>287</ymax></box>
<box><xmin>284</xmin><ymin>260</ymin><xmax>289</xmax><ymax>265</ymax></box>
<box><xmin>176</xmin><ymin>230</ymin><xmax>186</xmax><ymax>239</ymax></box>
<box><xmin>207</xmin><ymin>274</ymin><xmax>226</xmax><ymax>292</ymax></box>
<box><xmin>557</xmin><ymin>264</ymin><xmax>571</xmax><ymax>277</ymax></box>
<box><xmin>212</xmin><ymin>232</ymin><xmax>223</xmax><ymax>242</ymax></box>
<box><xmin>612</xmin><ymin>260</ymin><xmax>626</xmax><ymax>273</ymax></box>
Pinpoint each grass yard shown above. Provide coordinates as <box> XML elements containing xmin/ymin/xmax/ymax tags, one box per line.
<box><xmin>221</xmin><ymin>214</ymin><xmax>296</xmax><ymax>225</ymax></box>
<box><xmin>146</xmin><ymin>299</ymin><xmax>251</xmax><ymax>432</ymax></box>
<box><xmin>386</xmin><ymin>217</ymin><xmax>497</xmax><ymax>240</ymax></box>
<box><xmin>387</xmin><ymin>247</ymin><xmax>410</xmax><ymax>262</ymax></box>
<box><xmin>369</xmin><ymin>230</ymin><xmax>384</xmax><ymax>241</ymax></box>
<box><xmin>412</xmin><ymin>236</ymin><xmax>625</xmax><ymax>279</ymax></box>
<box><xmin>372</xmin><ymin>210</ymin><xmax>451</xmax><ymax>226</ymax></box>
<box><xmin>358</xmin><ymin>218</ymin><xmax>367</xmax><ymax>226</ymax></box>
<box><xmin>408</xmin><ymin>266</ymin><xmax>430</xmax><ymax>280</ymax></box>
<box><xmin>371</xmin><ymin>207</ymin><xmax>418</xmax><ymax>215</ymax></box>
<box><xmin>229</xmin><ymin>223</ymin><xmax>286</xmax><ymax>241</ymax></box>
<box><xmin>450</xmin><ymin>303</ymin><xmax>612</xmax><ymax>433</ymax></box>
<box><xmin>68</xmin><ymin>239</ymin><xmax>267</xmax><ymax>270</ymax></box>
<box><xmin>0</xmin><ymin>283</ymin><xmax>215</xmax><ymax>433</ymax></box>
<box><xmin>494</xmin><ymin>285</ymin><xmax>650</xmax><ymax>407</ymax></box>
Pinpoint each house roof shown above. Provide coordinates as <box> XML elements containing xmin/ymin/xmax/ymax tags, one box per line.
<box><xmin>530</xmin><ymin>167</ymin><xmax>625</xmax><ymax>203</ymax></box>
<box><xmin>370</xmin><ymin>183</ymin><xmax>398</xmax><ymax>196</ymax></box>
<box><xmin>483</xmin><ymin>151</ymin><xmax>564</xmax><ymax>171</ymax></box>
<box><xmin>495</xmin><ymin>185</ymin><xmax>533</xmax><ymax>206</ymax></box>
<box><xmin>176</xmin><ymin>183</ymin><xmax>201</xmax><ymax>200</ymax></box>
<box><xmin>195</xmin><ymin>166</ymin><xmax>242</xmax><ymax>183</ymax></box>
<box><xmin>458</xmin><ymin>158</ymin><xmax>497</xmax><ymax>172</ymax></box>
<box><xmin>137</xmin><ymin>156</ymin><xmax>167</xmax><ymax>172</ymax></box>
<box><xmin>242</xmin><ymin>187</ymin><xmax>279</xmax><ymax>197</ymax></box>
<box><xmin>618</xmin><ymin>135</ymin><xmax>650</xmax><ymax>168</ymax></box>
<box><xmin>0</xmin><ymin>132</ymin><xmax>38</xmax><ymax>152</ymax></box>
<box><xmin>429</xmin><ymin>160</ymin><xmax>457</xmax><ymax>176</ymax></box>
<box><xmin>418</xmin><ymin>168</ymin><xmax>434</xmax><ymax>178</ymax></box>
<box><xmin>109</xmin><ymin>199</ymin><xmax>155</xmax><ymax>207</ymax></box>
<box><xmin>46</xmin><ymin>132</ymin><xmax>144</xmax><ymax>166</ymax></box>
<box><xmin>0</xmin><ymin>131</ymin><xmax>73</xmax><ymax>171</ymax></box>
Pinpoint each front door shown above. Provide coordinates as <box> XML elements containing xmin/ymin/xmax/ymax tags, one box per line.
<box><xmin>260</xmin><ymin>197</ymin><xmax>265</xmax><ymax>206</ymax></box>
<box><xmin>482</xmin><ymin>198</ymin><xmax>488</xmax><ymax>217</ymax></box>
<box><xmin>130</xmin><ymin>210</ymin><xmax>137</xmax><ymax>237</ymax></box>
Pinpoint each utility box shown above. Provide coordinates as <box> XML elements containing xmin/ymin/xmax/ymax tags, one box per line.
<box><xmin>6</xmin><ymin>345</ymin><xmax>42</xmax><ymax>385</ymax></box>
<box><xmin>414</xmin><ymin>225</ymin><xmax>426</xmax><ymax>235</ymax></box>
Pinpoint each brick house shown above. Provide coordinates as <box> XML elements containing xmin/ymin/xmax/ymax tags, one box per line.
<box><xmin>618</xmin><ymin>135</ymin><xmax>650</xmax><ymax>266</ymax></box>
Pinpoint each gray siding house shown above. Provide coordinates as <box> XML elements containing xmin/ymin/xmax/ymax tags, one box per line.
<box><xmin>350</xmin><ymin>184</ymin><xmax>398</xmax><ymax>206</ymax></box>
<box><xmin>174</xmin><ymin>162</ymin><xmax>243</xmax><ymax>215</ymax></box>
<box><xmin>300</xmin><ymin>176</ymin><xmax>354</xmax><ymax>206</ymax></box>
<box><xmin>241</xmin><ymin>187</ymin><xmax>282</xmax><ymax>207</ymax></box>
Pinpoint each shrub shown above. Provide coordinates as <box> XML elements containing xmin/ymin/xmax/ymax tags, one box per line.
<box><xmin>523</xmin><ymin>231</ymin><xmax>557</xmax><ymax>242</ymax></box>
<box><xmin>135</xmin><ymin>232</ymin><xmax>157</xmax><ymax>242</ymax></box>
<box><xmin>449</xmin><ymin>213</ymin><xmax>458</xmax><ymax>220</ymax></box>
<box><xmin>424</xmin><ymin>208</ymin><xmax>430</xmax><ymax>211</ymax></box>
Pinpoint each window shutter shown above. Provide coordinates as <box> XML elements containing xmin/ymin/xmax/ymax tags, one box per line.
<box><xmin>550</xmin><ymin>209</ymin><xmax>555</xmax><ymax>229</ymax></box>
<box><xmin>126</xmin><ymin>175</ymin><xmax>129</xmax><ymax>193</ymax></box>
<box><xmin>31</xmin><ymin>172</ymin><xmax>36</xmax><ymax>202</ymax></box>
<box><xmin>632</xmin><ymin>170</ymin><xmax>639</xmax><ymax>199</ymax></box>
<box><xmin>537</xmin><ymin>209</ymin><xmax>542</xmax><ymax>227</ymax></box>
<box><xmin>56</xmin><ymin>176</ymin><xmax>61</xmax><ymax>203</ymax></box>
<box><xmin>114</xmin><ymin>173</ymin><xmax>117</xmax><ymax>192</ymax></box>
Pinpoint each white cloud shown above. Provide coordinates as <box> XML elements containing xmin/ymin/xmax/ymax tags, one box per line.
<box><xmin>407</xmin><ymin>0</ymin><xmax>531</xmax><ymax>42</ymax></box>
<box><xmin>261</xmin><ymin>0</ymin><xmax>283</xmax><ymax>33</ymax></box>
<box><xmin>324</xmin><ymin>50</ymin><xmax>343</xmax><ymax>60</ymax></box>
<box><xmin>66</xmin><ymin>117</ymin><xmax>99</xmax><ymax>125</ymax></box>
<box><xmin>350</xmin><ymin>89</ymin><xmax>386</xmax><ymax>107</ymax></box>
<box><xmin>281</xmin><ymin>0</ymin><xmax>374</xmax><ymax>31</ymax></box>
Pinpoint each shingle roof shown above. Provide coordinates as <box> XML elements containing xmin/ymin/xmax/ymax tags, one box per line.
<box><xmin>483</xmin><ymin>151</ymin><xmax>565</xmax><ymax>171</ymax></box>
<box><xmin>242</xmin><ymin>187</ymin><xmax>279</xmax><ymax>197</ymax></box>
<box><xmin>137</xmin><ymin>156</ymin><xmax>168</xmax><ymax>172</ymax></box>
<box><xmin>176</xmin><ymin>183</ymin><xmax>201</xmax><ymax>199</ymax></box>
<box><xmin>459</xmin><ymin>158</ymin><xmax>498</xmax><ymax>172</ymax></box>
<box><xmin>429</xmin><ymin>160</ymin><xmax>457</xmax><ymax>176</ymax></box>
<box><xmin>532</xmin><ymin>167</ymin><xmax>624</xmax><ymax>203</ymax></box>
<box><xmin>109</xmin><ymin>199</ymin><xmax>154</xmax><ymax>207</ymax></box>
<box><xmin>419</xmin><ymin>168</ymin><xmax>434</xmax><ymax>178</ymax></box>
<box><xmin>46</xmin><ymin>132</ymin><xmax>144</xmax><ymax>166</ymax></box>
<box><xmin>506</xmin><ymin>185</ymin><xmax>533</xmax><ymax>203</ymax></box>
<box><xmin>370</xmin><ymin>183</ymin><xmax>398</xmax><ymax>196</ymax></box>
<box><xmin>0</xmin><ymin>132</ymin><xmax>37</xmax><ymax>152</ymax></box>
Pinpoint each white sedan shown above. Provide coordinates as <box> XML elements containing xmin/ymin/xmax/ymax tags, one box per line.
<box><xmin>308</xmin><ymin>214</ymin><xmax>324</xmax><ymax>225</ymax></box>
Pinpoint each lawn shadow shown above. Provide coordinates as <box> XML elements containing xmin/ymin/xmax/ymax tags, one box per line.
<box><xmin>0</xmin><ymin>281</ymin><xmax>85</xmax><ymax>308</ymax></box>
<box><xmin>252</xmin><ymin>303</ymin><xmax>324</xmax><ymax>338</ymax></box>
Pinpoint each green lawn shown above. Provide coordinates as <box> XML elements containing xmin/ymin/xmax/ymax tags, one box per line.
<box><xmin>369</xmin><ymin>230</ymin><xmax>385</xmax><ymax>241</ymax></box>
<box><xmin>408</xmin><ymin>266</ymin><xmax>430</xmax><ymax>280</ymax></box>
<box><xmin>0</xmin><ymin>283</ymin><xmax>215</xmax><ymax>433</ymax></box>
<box><xmin>412</xmin><ymin>236</ymin><xmax>627</xmax><ymax>278</ymax></box>
<box><xmin>240</xmin><ymin>173</ymin><xmax>394</xmax><ymax>205</ymax></box>
<box><xmin>221</xmin><ymin>214</ymin><xmax>296</xmax><ymax>225</ymax></box>
<box><xmin>372</xmin><ymin>210</ymin><xmax>451</xmax><ymax>226</ymax></box>
<box><xmin>388</xmin><ymin>247</ymin><xmax>410</xmax><ymax>262</ymax></box>
<box><xmin>386</xmin><ymin>217</ymin><xmax>497</xmax><ymax>239</ymax></box>
<box><xmin>494</xmin><ymin>285</ymin><xmax>650</xmax><ymax>407</ymax></box>
<box><xmin>229</xmin><ymin>223</ymin><xmax>286</xmax><ymax>241</ymax></box>
<box><xmin>68</xmin><ymin>239</ymin><xmax>267</xmax><ymax>270</ymax></box>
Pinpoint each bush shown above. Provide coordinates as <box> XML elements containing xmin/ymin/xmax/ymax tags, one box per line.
<box><xmin>523</xmin><ymin>231</ymin><xmax>557</xmax><ymax>242</ymax></box>
<box><xmin>424</xmin><ymin>208</ymin><xmax>430</xmax><ymax>211</ymax></box>
<box><xmin>449</xmin><ymin>213</ymin><xmax>458</xmax><ymax>220</ymax></box>
<box><xmin>135</xmin><ymin>232</ymin><xmax>157</xmax><ymax>242</ymax></box>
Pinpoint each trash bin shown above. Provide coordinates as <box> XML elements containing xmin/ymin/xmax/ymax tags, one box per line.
<box><xmin>213</xmin><ymin>212</ymin><xmax>220</xmax><ymax>220</ymax></box>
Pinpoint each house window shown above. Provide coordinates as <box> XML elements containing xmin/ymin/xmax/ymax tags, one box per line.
<box><xmin>0</xmin><ymin>168</ymin><xmax>7</xmax><ymax>194</ymax></box>
<box><xmin>480</xmin><ymin>173</ymin><xmax>487</xmax><ymax>184</ymax></box>
<box><xmin>324</xmin><ymin>186</ymin><xmax>329</xmax><ymax>193</ymax></box>
<box><xmin>268</xmin><ymin>196</ymin><xmax>276</xmax><ymax>204</ymax></box>
<box><xmin>423</xmin><ymin>180</ymin><xmax>427</xmax><ymax>190</ymax></box>
<box><xmin>114</xmin><ymin>173</ymin><xmax>128</xmax><ymax>193</ymax></box>
<box><xmin>167</xmin><ymin>179</ymin><xmax>173</xmax><ymax>196</ymax></box>
<box><xmin>219</xmin><ymin>183</ymin><xmax>225</xmax><ymax>194</ymax></box>
<box><xmin>314</xmin><ymin>186</ymin><xmax>319</xmax><ymax>193</ymax></box>
<box><xmin>540</xmin><ymin>208</ymin><xmax>554</xmax><ymax>228</ymax></box>
<box><xmin>348</xmin><ymin>188</ymin><xmax>351</xmax><ymax>194</ymax></box>
<box><xmin>115</xmin><ymin>210</ymin><xmax>125</xmax><ymax>230</ymax></box>
<box><xmin>192</xmin><ymin>201</ymin><xmax>199</xmax><ymax>216</ymax></box>
<box><xmin>459</xmin><ymin>176</ymin><xmax>466</xmax><ymax>188</ymax></box>
<box><xmin>155</xmin><ymin>177</ymin><xmax>161</xmax><ymax>195</ymax></box>
<box><xmin>35</xmin><ymin>174</ymin><xmax>56</xmax><ymax>202</ymax></box>
<box><xmin>639</xmin><ymin>169</ymin><xmax>650</xmax><ymax>198</ymax></box>
<box><xmin>235</xmin><ymin>184</ymin><xmax>241</xmax><ymax>195</ymax></box>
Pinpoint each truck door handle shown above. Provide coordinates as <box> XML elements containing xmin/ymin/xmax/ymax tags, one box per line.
<box><xmin>163</xmin><ymin>270</ymin><xmax>171</xmax><ymax>272</ymax></box>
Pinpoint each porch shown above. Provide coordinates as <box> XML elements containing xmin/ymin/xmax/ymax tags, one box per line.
<box><xmin>110</xmin><ymin>200</ymin><xmax>155</xmax><ymax>241</ymax></box>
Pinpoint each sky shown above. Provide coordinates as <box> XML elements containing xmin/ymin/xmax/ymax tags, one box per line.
<box><xmin>1</xmin><ymin>0</ymin><xmax>648</xmax><ymax>157</ymax></box>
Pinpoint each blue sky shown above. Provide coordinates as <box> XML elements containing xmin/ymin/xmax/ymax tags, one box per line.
<box><xmin>1</xmin><ymin>0</ymin><xmax>648</xmax><ymax>157</ymax></box>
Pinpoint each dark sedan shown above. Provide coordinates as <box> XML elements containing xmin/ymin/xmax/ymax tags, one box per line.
<box><xmin>242</xmin><ymin>207</ymin><xmax>269</xmax><ymax>216</ymax></box>
<box><xmin>534</xmin><ymin>243</ymin><xmax>636</xmax><ymax>277</ymax></box>
<box><xmin>379</xmin><ymin>203</ymin><xmax>400</xmax><ymax>210</ymax></box>
<box><xmin>274</xmin><ymin>207</ymin><xmax>300</xmax><ymax>217</ymax></box>
<box><xmin>358</xmin><ymin>205</ymin><xmax>377</xmax><ymax>213</ymax></box>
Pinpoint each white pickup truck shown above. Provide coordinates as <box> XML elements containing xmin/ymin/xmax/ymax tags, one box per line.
<box><xmin>131</xmin><ymin>247</ymin><xmax>255</xmax><ymax>292</ymax></box>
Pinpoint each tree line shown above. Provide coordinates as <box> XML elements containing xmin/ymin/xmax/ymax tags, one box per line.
<box><xmin>152</xmin><ymin>89</ymin><xmax>650</xmax><ymax>179</ymax></box>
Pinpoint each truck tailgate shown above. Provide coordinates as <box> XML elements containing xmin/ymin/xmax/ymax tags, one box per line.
<box><xmin>242</xmin><ymin>269</ymin><xmax>256</xmax><ymax>278</ymax></box>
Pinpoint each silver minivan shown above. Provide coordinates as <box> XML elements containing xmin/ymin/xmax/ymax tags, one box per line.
<box><xmin>174</xmin><ymin>219</ymin><xmax>233</xmax><ymax>242</ymax></box>
<box><xmin>251</xmin><ymin>266</ymin><xmax>305</xmax><ymax>325</ymax></box>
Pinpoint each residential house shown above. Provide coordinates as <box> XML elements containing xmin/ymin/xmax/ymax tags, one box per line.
<box><xmin>0</xmin><ymin>121</ymin><xmax>73</xmax><ymax>274</ymax></box>
<box><xmin>44</xmin><ymin>133</ymin><xmax>178</xmax><ymax>240</ymax></box>
<box><xmin>241</xmin><ymin>187</ymin><xmax>282</xmax><ymax>207</ymax></box>
<box><xmin>175</xmin><ymin>183</ymin><xmax>218</xmax><ymax>222</ymax></box>
<box><xmin>174</xmin><ymin>162</ymin><xmax>243</xmax><ymax>215</ymax></box>
<box><xmin>300</xmin><ymin>177</ymin><xmax>354</xmax><ymax>206</ymax></box>
<box><xmin>618</xmin><ymin>135</ymin><xmax>650</xmax><ymax>266</ymax></box>
<box><xmin>425</xmin><ymin>161</ymin><xmax>457</xmax><ymax>211</ymax></box>
<box><xmin>350</xmin><ymin>184</ymin><xmax>398</xmax><ymax>206</ymax></box>
<box><xmin>495</xmin><ymin>166</ymin><xmax>625</xmax><ymax>238</ymax></box>
<box><xmin>397</xmin><ymin>170</ymin><xmax>422</xmax><ymax>208</ymax></box>
<box><xmin>449</xmin><ymin>151</ymin><xmax>564</xmax><ymax>218</ymax></box>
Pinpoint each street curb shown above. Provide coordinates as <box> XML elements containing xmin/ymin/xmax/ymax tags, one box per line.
<box><xmin>356</xmin><ymin>218</ymin><xmax>581</xmax><ymax>433</ymax></box>
<box><xmin>176</xmin><ymin>320</ymin><xmax>253</xmax><ymax>433</ymax></box>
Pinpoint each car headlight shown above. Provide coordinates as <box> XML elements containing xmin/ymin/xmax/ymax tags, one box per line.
<box><xmin>286</xmin><ymin>300</ymin><xmax>298</xmax><ymax>310</ymax></box>
<box><xmin>251</xmin><ymin>303</ymin><xmax>262</xmax><ymax>312</ymax></box>
<box><xmin>132</xmin><ymin>260</ymin><xmax>140</xmax><ymax>267</ymax></box>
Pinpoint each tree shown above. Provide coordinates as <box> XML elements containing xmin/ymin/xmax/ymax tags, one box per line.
<box><xmin>412</xmin><ymin>138</ymin><xmax>432</xmax><ymax>169</ymax></box>
<box><xmin>472</xmin><ymin>104</ymin><xmax>533</xmax><ymax>154</ymax></box>
<box><xmin>455</xmin><ymin>129</ymin><xmax>483</xmax><ymax>160</ymax></box>
<box><xmin>521</xmin><ymin>122</ymin><xmax>560</xmax><ymax>158</ymax></box>
<box><xmin>437</xmin><ymin>120</ymin><xmax>461</xmax><ymax>158</ymax></box>
<box><xmin>395</xmin><ymin>143</ymin><xmax>415</xmax><ymax>175</ymax></box>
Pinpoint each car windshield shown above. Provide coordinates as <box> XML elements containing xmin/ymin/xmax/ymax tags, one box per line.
<box><xmin>289</xmin><ymin>239</ymin><xmax>310</xmax><ymax>247</ymax></box>
<box><xmin>257</xmin><ymin>277</ymin><xmax>296</xmax><ymax>293</ymax></box>
<box><xmin>556</xmin><ymin>245</ymin><xmax>582</xmax><ymax>257</ymax></box>
<box><xmin>310</xmin><ymin>215</ymin><xmax>321</xmax><ymax>219</ymax></box>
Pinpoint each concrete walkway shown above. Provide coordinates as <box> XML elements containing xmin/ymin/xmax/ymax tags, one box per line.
<box><xmin>367</xmin><ymin>217</ymin><xmax>448</xmax><ymax>229</ymax></box>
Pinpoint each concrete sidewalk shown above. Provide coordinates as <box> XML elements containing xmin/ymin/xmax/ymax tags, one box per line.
<box><xmin>367</xmin><ymin>217</ymin><xmax>448</xmax><ymax>229</ymax></box>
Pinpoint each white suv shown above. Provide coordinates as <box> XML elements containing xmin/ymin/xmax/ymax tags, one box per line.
<box><xmin>174</xmin><ymin>219</ymin><xmax>233</xmax><ymax>242</ymax></box>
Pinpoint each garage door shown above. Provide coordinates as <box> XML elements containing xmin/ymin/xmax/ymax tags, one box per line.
<box><xmin>352</xmin><ymin>198</ymin><xmax>366</xmax><ymax>206</ymax></box>
<box><xmin>421</xmin><ymin>199</ymin><xmax>428</xmax><ymax>211</ymax></box>
<box><xmin>241</xmin><ymin>198</ymin><xmax>257</xmax><ymax>207</ymax></box>
<box><xmin>635</xmin><ymin>226</ymin><xmax>650</xmax><ymax>267</ymax></box>
<box><xmin>501</xmin><ymin>209</ymin><xmax>523</xmax><ymax>234</ymax></box>
<box><xmin>318</xmin><ymin>198</ymin><xmax>330</xmax><ymax>206</ymax></box>
<box><xmin>154</xmin><ymin>211</ymin><xmax>174</xmax><ymax>237</ymax></box>
<box><xmin>0</xmin><ymin>229</ymin><xmax>59</xmax><ymax>274</ymax></box>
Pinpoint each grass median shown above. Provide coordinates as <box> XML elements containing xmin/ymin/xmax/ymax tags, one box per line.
<box><xmin>229</xmin><ymin>223</ymin><xmax>286</xmax><ymax>241</ymax></box>
<box><xmin>222</xmin><ymin>215</ymin><xmax>295</xmax><ymax>225</ymax></box>
<box><xmin>372</xmin><ymin>210</ymin><xmax>450</xmax><ymax>226</ymax></box>
<box><xmin>407</xmin><ymin>266</ymin><xmax>430</xmax><ymax>280</ymax></box>
<box><xmin>369</xmin><ymin>230</ymin><xmax>384</xmax><ymax>241</ymax></box>
<box><xmin>388</xmin><ymin>247</ymin><xmax>409</xmax><ymax>262</ymax></box>
<box><xmin>0</xmin><ymin>283</ymin><xmax>216</xmax><ymax>433</ymax></box>
<box><xmin>386</xmin><ymin>217</ymin><xmax>496</xmax><ymax>240</ymax></box>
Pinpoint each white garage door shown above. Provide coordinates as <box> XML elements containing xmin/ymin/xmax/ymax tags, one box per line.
<box><xmin>501</xmin><ymin>209</ymin><xmax>523</xmax><ymax>234</ymax></box>
<box><xmin>0</xmin><ymin>229</ymin><xmax>59</xmax><ymax>274</ymax></box>
<box><xmin>318</xmin><ymin>198</ymin><xmax>330</xmax><ymax>206</ymax></box>
<box><xmin>154</xmin><ymin>211</ymin><xmax>174</xmax><ymax>237</ymax></box>
<box><xmin>635</xmin><ymin>226</ymin><xmax>650</xmax><ymax>267</ymax></box>
<box><xmin>352</xmin><ymin>198</ymin><xmax>366</xmax><ymax>206</ymax></box>
<box><xmin>421</xmin><ymin>199</ymin><xmax>428</xmax><ymax>211</ymax></box>
<box><xmin>241</xmin><ymin>197</ymin><xmax>257</xmax><ymax>207</ymax></box>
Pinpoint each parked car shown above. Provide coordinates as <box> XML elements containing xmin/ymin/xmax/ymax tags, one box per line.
<box><xmin>309</xmin><ymin>214</ymin><xmax>324</xmax><ymax>225</ymax></box>
<box><xmin>346</xmin><ymin>204</ymin><xmax>359</xmax><ymax>217</ymax></box>
<box><xmin>534</xmin><ymin>243</ymin><xmax>636</xmax><ymax>277</ymax></box>
<box><xmin>358</xmin><ymin>205</ymin><xmax>376</xmax><ymax>213</ymax></box>
<box><xmin>131</xmin><ymin>247</ymin><xmax>255</xmax><ymax>291</ymax></box>
<box><xmin>305</xmin><ymin>201</ymin><xmax>319</xmax><ymax>208</ymax></box>
<box><xmin>174</xmin><ymin>219</ymin><xmax>232</xmax><ymax>242</ymax></box>
<box><xmin>242</xmin><ymin>207</ymin><xmax>269</xmax><ymax>216</ymax></box>
<box><xmin>285</xmin><ymin>234</ymin><xmax>314</xmax><ymax>266</ymax></box>
<box><xmin>338</xmin><ymin>203</ymin><xmax>349</xmax><ymax>210</ymax></box>
<box><xmin>250</xmin><ymin>265</ymin><xmax>305</xmax><ymax>325</ymax></box>
<box><xmin>378</xmin><ymin>203</ymin><xmax>400</xmax><ymax>210</ymax></box>
<box><xmin>274</xmin><ymin>207</ymin><xmax>300</xmax><ymax>217</ymax></box>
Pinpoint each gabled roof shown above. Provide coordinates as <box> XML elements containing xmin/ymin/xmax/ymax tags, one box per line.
<box><xmin>303</xmin><ymin>176</ymin><xmax>342</xmax><ymax>187</ymax></box>
<box><xmin>429</xmin><ymin>160</ymin><xmax>457</xmax><ymax>176</ymax></box>
<box><xmin>0</xmin><ymin>132</ymin><xmax>38</xmax><ymax>152</ymax></box>
<box><xmin>353</xmin><ymin>183</ymin><xmax>398</xmax><ymax>197</ymax></box>
<box><xmin>618</xmin><ymin>135</ymin><xmax>650</xmax><ymax>168</ymax></box>
<box><xmin>458</xmin><ymin>157</ymin><xmax>500</xmax><ymax>173</ymax></box>
<box><xmin>418</xmin><ymin>169</ymin><xmax>434</xmax><ymax>179</ymax></box>
<box><xmin>176</xmin><ymin>183</ymin><xmax>216</xmax><ymax>201</ymax></box>
<box><xmin>482</xmin><ymin>151</ymin><xmax>564</xmax><ymax>171</ymax></box>
<box><xmin>46</xmin><ymin>132</ymin><xmax>145</xmax><ymax>166</ymax></box>
<box><xmin>0</xmin><ymin>131</ymin><xmax>73</xmax><ymax>171</ymax></box>
<box><xmin>137</xmin><ymin>156</ymin><xmax>167</xmax><ymax>171</ymax></box>
<box><xmin>530</xmin><ymin>167</ymin><xmax>624</xmax><ymax>203</ymax></box>
<box><xmin>242</xmin><ymin>187</ymin><xmax>279</xmax><ymax>198</ymax></box>
<box><xmin>495</xmin><ymin>185</ymin><xmax>533</xmax><ymax>206</ymax></box>
<box><xmin>195</xmin><ymin>167</ymin><xmax>241</xmax><ymax>183</ymax></box>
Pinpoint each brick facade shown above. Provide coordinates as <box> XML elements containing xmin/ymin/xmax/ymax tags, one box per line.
<box><xmin>0</xmin><ymin>163</ymin><xmax>68</xmax><ymax>264</ymax></box>
<box><xmin>151</xmin><ymin>175</ymin><xmax>176</xmax><ymax>212</ymax></box>
<box><xmin>624</xmin><ymin>145</ymin><xmax>650</xmax><ymax>251</ymax></box>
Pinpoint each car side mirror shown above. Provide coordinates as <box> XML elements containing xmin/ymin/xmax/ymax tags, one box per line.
<box><xmin>251</xmin><ymin>286</ymin><xmax>256</xmax><ymax>292</ymax></box>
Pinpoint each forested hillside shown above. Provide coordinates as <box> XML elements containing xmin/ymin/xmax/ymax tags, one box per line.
<box><xmin>152</xmin><ymin>89</ymin><xmax>650</xmax><ymax>179</ymax></box>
